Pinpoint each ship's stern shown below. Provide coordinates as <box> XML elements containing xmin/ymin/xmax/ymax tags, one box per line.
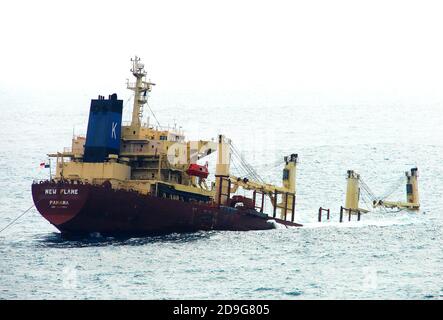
<box><xmin>31</xmin><ymin>181</ymin><xmax>89</xmax><ymax>230</ymax></box>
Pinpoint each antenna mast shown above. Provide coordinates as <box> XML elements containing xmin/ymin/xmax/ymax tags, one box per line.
<box><xmin>127</xmin><ymin>56</ymin><xmax>155</xmax><ymax>127</ymax></box>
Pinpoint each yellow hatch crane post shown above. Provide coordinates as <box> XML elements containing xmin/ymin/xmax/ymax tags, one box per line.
<box><xmin>345</xmin><ymin>170</ymin><xmax>360</xmax><ymax>211</ymax></box>
<box><xmin>282</xmin><ymin>154</ymin><xmax>298</xmax><ymax>193</ymax></box>
<box><xmin>280</xmin><ymin>154</ymin><xmax>298</xmax><ymax>219</ymax></box>
<box><xmin>215</xmin><ymin>134</ymin><xmax>231</xmax><ymax>206</ymax></box>
<box><xmin>406</xmin><ymin>167</ymin><xmax>419</xmax><ymax>208</ymax></box>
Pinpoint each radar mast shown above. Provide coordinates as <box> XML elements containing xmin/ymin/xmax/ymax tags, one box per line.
<box><xmin>126</xmin><ymin>56</ymin><xmax>155</xmax><ymax>127</ymax></box>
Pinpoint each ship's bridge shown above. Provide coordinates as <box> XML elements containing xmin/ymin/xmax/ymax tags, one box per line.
<box><xmin>121</xmin><ymin>121</ymin><xmax>184</xmax><ymax>141</ymax></box>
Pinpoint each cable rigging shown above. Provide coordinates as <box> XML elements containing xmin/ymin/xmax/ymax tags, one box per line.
<box><xmin>229</xmin><ymin>142</ymin><xmax>265</xmax><ymax>183</ymax></box>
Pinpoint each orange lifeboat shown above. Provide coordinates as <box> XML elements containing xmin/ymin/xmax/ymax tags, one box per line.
<box><xmin>186</xmin><ymin>163</ymin><xmax>209</xmax><ymax>179</ymax></box>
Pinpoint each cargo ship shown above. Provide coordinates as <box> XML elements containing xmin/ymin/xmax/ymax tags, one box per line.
<box><xmin>32</xmin><ymin>57</ymin><xmax>302</xmax><ymax>236</ymax></box>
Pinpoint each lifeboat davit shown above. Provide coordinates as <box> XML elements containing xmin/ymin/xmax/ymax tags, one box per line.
<box><xmin>186</xmin><ymin>163</ymin><xmax>209</xmax><ymax>179</ymax></box>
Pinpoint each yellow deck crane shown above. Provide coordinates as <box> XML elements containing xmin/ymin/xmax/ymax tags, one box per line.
<box><xmin>344</xmin><ymin>168</ymin><xmax>420</xmax><ymax>213</ymax></box>
<box><xmin>373</xmin><ymin>168</ymin><xmax>420</xmax><ymax>210</ymax></box>
<box><xmin>214</xmin><ymin>135</ymin><xmax>298</xmax><ymax>221</ymax></box>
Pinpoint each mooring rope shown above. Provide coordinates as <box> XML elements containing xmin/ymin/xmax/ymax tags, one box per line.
<box><xmin>0</xmin><ymin>201</ymin><xmax>39</xmax><ymax>234</ymax></box>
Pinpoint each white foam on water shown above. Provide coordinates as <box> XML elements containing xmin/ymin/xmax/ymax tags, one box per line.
<box><xmin>267</xmin><ymin>219</ymin><xmax>287</xmax><ymax>229</ymax></box>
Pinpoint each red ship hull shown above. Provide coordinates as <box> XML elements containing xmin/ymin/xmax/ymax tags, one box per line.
<box><xmin>31</xmin><ymin>181</ymin><xmax>302</xmax><ymax>236</ymax></box>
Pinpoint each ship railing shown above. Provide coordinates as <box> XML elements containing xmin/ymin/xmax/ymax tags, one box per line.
<box><xmin>339</xmin><ymin>206</ymin><xmax>362</xmax><ymax>222</ymax></box>
<box><xmin>126</xmin><ymin>82</ymin><xmax>136</xmax><ymax>89</ymax></box>
<box><xmin>126</xmin><ymin>82</ymin><xmax>151</xmax><ymax>90</ymax></box>
<box><xmin>33</xmin><ymin>179</ymin><xmax>88</xmax><ymax>185</ymax></box>
<box><xmin>32</xmin><ymin>179</ymin><xmax>51</xmax><ymax>184</ymax></box>
<box><xmin>318</xmin><ymin>207</ymin><xmax>330</xmax><ymax>222</ymax></box>
<box><xmin>121</xmin><ymin>121</ymin><xmax>184</xmax><ymax>135</ymax></box>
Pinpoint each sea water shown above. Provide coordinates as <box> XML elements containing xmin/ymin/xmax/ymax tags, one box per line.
<box><xmin>0</xmin><ymin>89</ymin><xmax>442</xmax><ymax>299</ymax></box>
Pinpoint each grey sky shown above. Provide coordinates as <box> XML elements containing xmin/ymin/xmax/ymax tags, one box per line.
<box><xmin>1</xmin><ymin>0</ymin><xmax>442</xmax><ymax>105</ymax></box>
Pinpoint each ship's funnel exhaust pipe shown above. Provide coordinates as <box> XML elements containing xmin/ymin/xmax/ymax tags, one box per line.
<box><xmin>83</xmin><ymin>94</ymin><xmax>123</xmax><ymax>163</ymax></box>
